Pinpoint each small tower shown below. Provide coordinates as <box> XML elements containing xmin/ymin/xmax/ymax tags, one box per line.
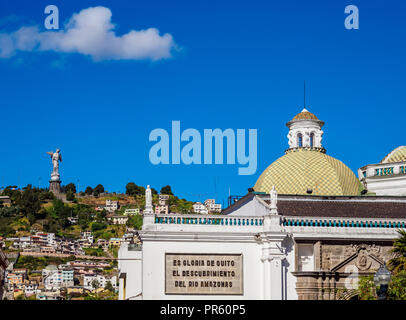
<box><xmin>286</xmin><ymin>108</ymin><xmax>325</xmax><ymax>152</ymax></box>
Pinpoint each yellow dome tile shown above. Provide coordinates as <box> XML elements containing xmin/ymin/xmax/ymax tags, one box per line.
<box><xmin>381</xmin><ymin>146</ymin><xmax>406</xmax><ymax>164</ymax></box>
<box><xmin>292</xmin><ymin>110</ymin><xmax>318</xmax><ymax>121</ymax></box>
<box><xmin>254</xmin><ymin>149</ymin><xmax>360</xmax><ymax>196</ymax></box>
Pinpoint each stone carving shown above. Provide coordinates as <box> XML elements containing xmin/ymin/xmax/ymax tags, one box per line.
<box><xmin>322</xmin><ymin>243</ymin><xmax>392</xmax><ymax>272</ymax></box>
<box><xmin>355</xmin><ymin>249</ymin><xmax>372</xmax><ymax>271</ymax></box>
<box><xmin>344</xmin><ymin>244</ymin><xmax>357</xmax><ymax>258</ymax></box>
<box><xmin>368</xmin><ymin>244</ymin><xmax>380</xmax><ymax>257</ymax></box>
<box><xmin>296</xmin><ymin>242</ymin><xmax>395</xmax><ymax>300</ymax></box>
<box><xmin>321</xmin><ymin>249</ymin><xmax>331</xmax><ymax>270</ymax></box>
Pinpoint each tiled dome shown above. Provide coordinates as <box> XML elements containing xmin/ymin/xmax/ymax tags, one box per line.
<box><xmin>254</xmin><ymin>149</ymin><xmax>360</xmax><ymax>196</ymax></box>
<box><xmin>381</xmin><ymin>146</ymin><xmax>406</xmax><ymax>164</ymax></box>
<box><xmin>291</xmin><ymin>108</ymin><xmax>319</xmax><ymax>121</ymax></box>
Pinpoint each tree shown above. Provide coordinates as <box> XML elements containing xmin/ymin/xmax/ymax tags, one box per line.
<box><xmin>357</xmin><ymin>271</ymin><xmax>406</xmax><ymax>300</ymax></box>
<box><xmin>38</xmin><ymin>190</ymin><xmax>54</xmax><ymax>201</ymax></box>
<box><xmin>389</xmin><ymin>229</ymin><xmax>406</xmax><ymax>274</ymax></box>
<box><xmin>388</xmin><ymin>271</ymin><xmax>406</xmax><ymax>299</ymax></box>
<box><xmin>126</xmin><ymin>182</ymin><xmax>145</xmax><ymax>196</ymax></box>
<box><xmin>48</xmin><ymin>199</ymin><xmax>71</xmax><ymax>229</ymax></box>
<box><xmin>17</xmin><ymin>185</ymin><xmax>41</xmax><ymax>224</ymax></box>
<box><xmin>0</xmin><ymin>217</ymin><xmax>14</xmax><ymax>236</ymax></box>
<box><xmin>355</xmin><ymin>230</ymin><xmax>406</xmax><ymax>300</ymax></box>
<box><xmin>357</xmin><ymin>274</ymin><xmax>376</xmax><ymax>300</ymax></box>
<box><xmin>160</xmin><ymin>185</ymin><xmax>173</xmax><ymax>195</ymax></box>
<box><xmin>127</xmin><ymin>215</ymin><xmax>143</xmax><ymax>230</ymax></box>
<box><xmin>91</xmin><ymin>222</ymin><xmax>107</xmax><ymax>232</ymax></box>
<box><xmin>91</xmin><ymin>280</ymin><xmax>100</xmax><ymax>290</ymax></box>
<box><xmin>63</xmin><ymin>183</ymin><xmax>76</xmax><ymax>194</ymax></box>
<box><xmin>104</xmin><ymin>281</ymin><xmax>114</xmax><ymax>292</ymax></box>
<box><xmin>96</xmin><ymin>209</ymin><xmax>107</xmax><ymax>222</ymax></box>
<box><xmin>126</xmin><ymin>182</ymin><xmax>137</xmax><ymax>196</ymax></box>
<box><xmin>66</xmin><ymin>191</ymin><xmax>75</xmax><ymax>202</ymax></box>
<box><xmin>85</xmin><ymin>186</ymin><xmax>93</xmax><ymax>195</ymax></box>
<box><xmin>93</xmin><ymin>184</ymin><xmax>104</xmax><ymax>197</ymax></box>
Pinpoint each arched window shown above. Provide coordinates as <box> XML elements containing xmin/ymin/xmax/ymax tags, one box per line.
<box><xmin>297</xmin><ymin>133</ymin><xmax>303</xmax><ymax>147</ymax></box>
<box><xmin>310</xmin><ymin>133</ymin><xmax>314</xmax><ymax>147</ymax></box>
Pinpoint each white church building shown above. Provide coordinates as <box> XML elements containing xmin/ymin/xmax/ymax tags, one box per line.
<box><xmin>358</xmin><ymin>146</ymin><xmax>406</xmax><ymax>196</ymax></box>
<box><xmin>118</xmin><ymin>108</ymin><xmax>406</xmax><ymax>300</ymax></box>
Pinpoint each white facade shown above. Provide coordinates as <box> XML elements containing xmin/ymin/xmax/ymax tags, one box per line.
<box><xmin>110</xmin><ymin>215</ymin><xmax>129</xmax><ymax>225</ymax></box>
<box><xmin>192</xmin><ymin>202</ymin><xmax>208</xmax><ymax>214</ymax></box>
<box><xmin>118</xmin><ymin>244</ymin><xmax>142</xmax><ymax>300</ymax></box>
<box><xmin>286</xmin><ymin>108</ymin><xmax>324</xmax><ymax>150</ymax></box>
<box><xmin>80</xmin><ymin>231</ymin><xmax>94</xmax><ymax>244</ymax></box>
<box><xmin>159</xmin><ymin>194</ymin><xmax>170</xmax><ymax>205</ymax></box>
<box><xmin>118</xmin><ymin>192</ymin><xmax>406</xmax><ymax>300</ymax></box>
<box><xmin>124</xmin><ymin>208</ymin><xmax>140</xmax><ymax>215</ymax></box>
<box><xmin>204</xmin><ymin>199</ymin><xmax>222</xmax><ymax>213</ymax></box>
<box><xmin>358</xmin><ymin>146</ymin><xmax>406</xmax><ymax>196</ymax></box>
<box><xmin>83</xmin><ymin>274</ymin><xmax>117</xmax><ymax>291</ymax></box>
<box><xmin>24</xmin><ymin>281</ymin><xmax>39</xmax><ymax>296</ymax></box>
<box><xmin>105</xmin><ymin>199</ymin><xmax>119</xmax><ymax>212</ymax></box>
<box><xmin>42</xmin><ymin>266</ymin><xmax>74</xmax><ymax>289</ymax></box>
<box><xmin>155</xmin><ymin>205</ymin><xmax>169</xmax><ymax>214</ymax></box>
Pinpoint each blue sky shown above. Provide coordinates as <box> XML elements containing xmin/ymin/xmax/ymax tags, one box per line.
<box><xmin>0</xmin><ymin>0</ymin><xmax>405</xmax><ymax>206</ymax></box>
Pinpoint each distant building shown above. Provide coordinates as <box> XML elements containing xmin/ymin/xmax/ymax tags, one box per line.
<box><xmin>192</xmin><ymin>202</ymin><xmax>208</xmax><ymax>214</ymax></box>
<box><xmin>192</xmin><ymin>199</ymin><xmax>221</xmax><ymax>214</ymax></box>
<box><xmin>67</xmin><ymin>260</ymin><xmax>110</xmax><ymax>269</ymax></box>
<box><xmin>80</xmin><ymin>231</ymin><xmax>94</xmax><ymax>244</ymax></box>
<box><xmin>109</xmin><ymin>238</ymin><xmax>121</xmax><ymax>247</ymax></box>
<box><xmin>110</xmin><ymin>215</ymin><xmax>129</xmax><ymax>225</ymax></box>
<box><xmin>155</xmin><ymin>205</ymin><xmax>169</xmax><ymax>214</ymax></box>
<box><xmin>155</xmin><ymin>194</ymin><xmax>169</xmax><ymax>214</ymax></box>
<box><xmin>36</xmin><ymin>291</ymin><xmax>63</xmax><ymax>300</ymax></box>
<box><xmin>158</xmin><ymin>194</ymin><xmax>169</xmax><ymax>205</ymax></box>
<box><xmin>6</xmin><ymin>272</ymin><xmax>24</xmax><ymax>286</ymax></box>
<box><xmin>105</xmin><ymin>199</ymin><xmax>119</xmax><ymax>212</ymax></box>
<box><xmin>42</xmin><ymin>265</ymin><xmax>74</xmax><ymax>289</ymax></box>
<box><xmin>22</xmin><ymin>280</ymin><xmax>39</xmax><ymax>296</ymax></box>
<box><xmin>40</xmin><ymin>246</ymin><xmax>56</xmax><ymax>254</ymax></box>
<box><xmin>0</xmin><ymin>196</ymin><xmax>11</xmax><ymax>207</ymax></box>
<box><xmin>96</xmin><ymin>239</ymin><xmax>109</xmax><ymax>249</ymax></box>
<box><xmin>124</xmin><ymin>208</ymin><xmax>140</xmax><ymax>215</ymax></box>
<box><xmin>204</xmin><ymin>199</ymin><xmax>222</xmax><ymax>213</ymax></box>
<box><xmin>83</xmin><ymin>274</ymin><xmax>117</xmax><ymax>291</ymax></box>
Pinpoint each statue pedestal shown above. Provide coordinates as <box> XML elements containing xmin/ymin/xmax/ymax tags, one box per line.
<box><xmin>49</xmin><ymin>179</ymin><xmax>61</xmax><ymax>195</ymax></box>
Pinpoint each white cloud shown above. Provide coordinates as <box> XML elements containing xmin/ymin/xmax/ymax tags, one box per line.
<box><xmin>0</xmin><ymin>6</ymin><xmax>177</xmax><ymax>61</ymax></box>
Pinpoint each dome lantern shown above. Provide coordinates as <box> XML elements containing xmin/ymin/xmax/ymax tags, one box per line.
<box><xmin>254</xmin><ymin>108</ymin><xmax>361</xmax><ymax>196</ymax></box>
<box><xmin>286</xmin><ymin>108</ymin><xmax>325</xmax><ymax>151</ymax></box>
